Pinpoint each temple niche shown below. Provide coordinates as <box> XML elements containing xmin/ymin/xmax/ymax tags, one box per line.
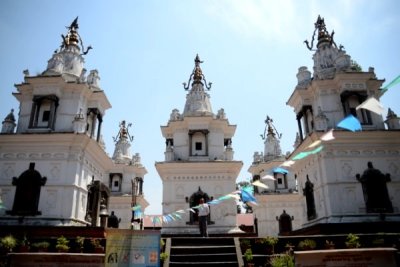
<box><xmin>187</xmin><ymin>187</ymin><xmax>213</xmax><ymax>225</ymax></box>
<box><xmin>356</xmin><ymin>162</ymin><xmax>393</xmax><ymax>213</ymax></box>
<box><xmin>276</xmin><ymin>210</ymin><xmax>294</xmax><ymax>235</ymax></box>
<box><xmin>7</xmin><ymin>163</ymin><xmax>47</xmax><ymax>216</ymax></box>
<box><xmin>303</xmin><ymin>175</ymin><xmax>316</xmax><ymax>220</ymax></box>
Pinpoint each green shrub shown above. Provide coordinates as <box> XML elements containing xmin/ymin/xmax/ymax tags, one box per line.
<box><xmin>56</xmin><ymin>236</ymin><xmax>70</xmax><ymax>252</ymax></box>
<box><xmin>270</xmin><ymin>254</ymin><xmax>294</xmax><ymax>267</ymax></box>
<box><xmin>32</xmin><ymin>241</ymin><xmax>50</xmax><ymax>250</ymax></box>
<box><xmin>244</xmin><ymin>248</ymin><xmax>253</xmax><ymax>263</ymax></box>
<box><xmin>345</xmin><ymin>233</ymin><xmax>360</xmax><ymax>248</ymax></box>
<box><xmin>298</xmin><ymin>239</ymin><xmax>316</xmax><ymax>250</ymax></box>
<box><xmin>1</xmin><ymin>235</ymin><xmax>17</xmax><ymax>251</ymax></box>
<box><xmin>160</xmin><ymin>252</ymin><xmax>169</xmax><ymax>262</ymax></box>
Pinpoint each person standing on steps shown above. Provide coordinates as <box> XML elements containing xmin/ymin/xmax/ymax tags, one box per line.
<box><xmin>198</xmin><ymin>198</ymin><xmax>210</xmax><ymax>237</ymax></box>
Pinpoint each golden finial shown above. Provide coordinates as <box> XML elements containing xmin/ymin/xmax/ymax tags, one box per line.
<box><xmin>183</xmin><ymin>54</ymin><xmax>212</xmax><ymax>90</ymax></box>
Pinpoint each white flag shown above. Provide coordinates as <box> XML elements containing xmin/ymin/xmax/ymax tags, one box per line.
<box><xmin>356</xmin><ymin>97</ymin><xmax>384</xmax><ymax>115</ymax></box>
<box><xmin>321</xmin><ymin>129</ymin><xmax>335</xmax><ymax>141</ymax></box>
<box><xmin>252</xmin><ymin>180</ymin><xmax>269</xmax><ymax>189</ymax></box>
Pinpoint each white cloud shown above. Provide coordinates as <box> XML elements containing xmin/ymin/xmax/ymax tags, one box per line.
<box><xmin>204</xmin><ymin>0</ymin><xmax>302</xmax><ymax>44</ymax></box>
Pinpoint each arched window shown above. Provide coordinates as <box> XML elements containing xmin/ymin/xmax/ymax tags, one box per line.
<box><xmin>7</xmin><ymin>163</ymin><xmax>47</xmax><ymax>216</ymax></box>
<box><xmin>189</xmin><ymin>130</ymin><xmax>208</xmax><ymax>156</ymax></box>
<box><xmin>109</xmin><ymin>173</ymin><xmax>122</xmax><ymax>192</ymax></box>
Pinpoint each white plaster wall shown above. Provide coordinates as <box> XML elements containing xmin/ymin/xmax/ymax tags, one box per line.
<box><xmin>208</xmin><ymin>131</ymin><xmax>224</xmax><ymax>159</ymax></box>
<box><xmin>173</xmin><ymin>131</ymin><xmax>189</xmax><ymax>160</ymax></box>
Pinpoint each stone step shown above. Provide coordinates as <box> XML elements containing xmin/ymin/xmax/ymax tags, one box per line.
<box><xmin>169</xmin><ymin>261</ymin><xmax>238</xmax><ymax>267</ymax></box>
<box><xmin>171</xmin><ymin>237</ymin><xmax>236</xmax><ymax>246</ymax></box>
<box><xmin>171</xmin><ymin>245</ymin><xmax>236</xmax><ymax>254</ymax></box>
<box><xmin>167</xmin><ymin>237</ymin><xmax>240</xmax><ymax>266</ymax></box>
<box><xmin>170</xmin><ymin>252</ymin><xmax>238</xmax><ymax>262</ymax></box>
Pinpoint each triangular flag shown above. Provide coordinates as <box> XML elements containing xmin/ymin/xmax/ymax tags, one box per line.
<box><xmin>382</xmin><ymin>74</ymin><xmax>400</xmax><ymax>91</ymax></box>
<box><xmin>132</xmin><ymin>205</ymin><xmax>142</xmax><ymax>211</ymax></box>
<box><xmin>310</xmin><ymin>145</ymin><xmax>323</xmax><ymax>154</ymax></box>
<box><xmin>218</xmin><ymin>194</ymin><xmax>233</xmax><ymax>201</ymax></box>
<box><xmin>241</xmin><ymin>189</ymin><xmax>256</xmax><ymax>203</ymax></box>
<box><xmin>356</xmin><ymin>97</ymin><xmax>384</xmax><ymax>115</ymax></box>
<box><xmin>272</xmin><ymin>167</ymin><xmax>289</xmax><ymax>174</ymax></box>
<box><xmin>337</xmin><ymin>114</ymin><xmax>362</xmax><ymax>132</ymax></box>
<box><xmin>208</xmin><ymin>199</ymin><xmax>221</xmax><ymax>205</ymax></box>
<box><xmin>280</xmin><ymin>160</ymin><xmax>295</xmax><ymax>167</ymax></box>
<box><xmin>292</xmin><ymin>151</ymin><xmax>308</xmax><ymax>160</ymax></box>
<box><xmin>227</xmin><ymin>193</ymin><xmax>241</xmax><ymax>200</ymax></box>
<box><xmin>252</xmin><ymin>180</ymin><xmax>269</xmax><ymax>189</ymax></box>
<box><xmin>172</xmin><ymin>213</ymin><xmax>182</xmax><ymax>219</ymax></box>
<box><xmin>292</xmin><ymin>145</ymin><xmax>324</xmax><ymax>161</ymax></box>
<box><xmin>320</xmin><ymin>129</ymin><xmax>335</xmax><ymax>141</ymax></box>
<box><xmin>261</xmin><ymin>174</ymin><xmax>276</xmax><ymax>180</ymax></box>
<box><xmin>308</xmin><ymin>140</ymin><xmax>321</xmax><ymax>148</ymax></box>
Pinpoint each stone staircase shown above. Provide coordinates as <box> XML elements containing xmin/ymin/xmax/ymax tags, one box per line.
<box><xmin>165</xmin><ymin>237</ymin><xmax>243</xmax><ymax>267</ymax></box>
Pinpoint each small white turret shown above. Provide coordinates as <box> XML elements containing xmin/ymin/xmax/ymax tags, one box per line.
<box><xmin>112</xmin><ymin>121</ymin><xmax>134</xmax><ymax>164</ymax></box>
<box><xmin>1</xmin><ymin>109</ymin><xmax>16</xmax><ymax>134</ymax></box>
<box><xmin>385</xmin><ymin>108</ymin><xmax>400</xmax><ymax>130</ymax></box>
<box><xmin>261</xmin><ymin>116</ymin><xmax>283</xmax><ymax>161</ymax></box>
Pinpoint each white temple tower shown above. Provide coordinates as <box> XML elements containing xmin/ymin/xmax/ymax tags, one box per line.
<box><xmin>286</xmin><ymin>16</ymin><xmax>400</xmax><ymax>233</ymax></box>
<box><xmin>248</xmin><ymin>116</ymin><xmax>301</xmax><ymax>237</ymax></box>
<box><xmin>0</xmin><ymin>18</ymin><xmax>148</xmax><ymax>228</ymax></box>
<box><xmin>155</xmin><ymin>55</ymin><xmax>243</xmax><ymax>235</ymax></box>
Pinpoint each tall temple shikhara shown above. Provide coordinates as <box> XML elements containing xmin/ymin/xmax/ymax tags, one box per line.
<box><xmin>249</xmin><ymin>15</ymin><xmax>400</xmax><ymax>236</ymax></box>
<box><xmin>156</xmin><ymin>55</ymin><xmax>243</xmax><ymax>235</ymax></box>
<box><xmin>0</xmin><ymin>18</ymin><xmax>147</xmax><ymax>228</ymax></box>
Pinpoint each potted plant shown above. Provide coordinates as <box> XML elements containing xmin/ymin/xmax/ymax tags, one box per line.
<box><xmin>90</xmin><ymin>238</ymin><xmax>104</xmax><ymax>253</ymax></box>
<box><xmin>32</xmin><ymin>241</ymin><xmax>50</xmax><ymax>252</ymax></box>
<box><xmin>1</xmin><ymin>235</ymin><xmax>17</xmax><ymax>253</ymax></box>
<box><xmin>19</xmin><ymin>235</ymin><xmax>30</xmax><ymax>252</ymax></box>
<box><xmin>270</xmin><ymin>254</ymin><xmax>294</xmax><ymax>267</ymax></box>
<box><xmin>298</xmin><ymin>239</ymin><xmax>316</xmax><ymax>251</ymax></box>
<box><xmin>56</xmin><ymin>236</ymin><xmax>70</xmax><ymax>252</ymax></box>
<box><xmin>244</xmin><ymin>248</ymin><xmax>254</xmax><ymax>267</ymax></box>
<box><xmin>240</xmin><ymin>239</ymin><xmax>251</xmax><ymax>252</ymax></box>
<box><xmin>345</xmin><ymin>233</ymin><xmax>361</xmax><ymax>248</ymax></box>
<box><xmin>160</xmin><ymin>252</ymin><xmax>169</xmax><ymax>264</ymax></box>
<box><xmin>261</xmin><ymin>236</ymin><xmax>278</xmax><ymax>254</ymax></box>
<box><xmin>75</xmin><ymin>236</ymin><xmax>85</xmax><ymax>253</ymax></box>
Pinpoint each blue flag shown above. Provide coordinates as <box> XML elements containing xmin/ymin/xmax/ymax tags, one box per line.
<box><xmin>337</xmin><ymin>114</ymin><xmax>362</xmax><ymax>132</ymax></box>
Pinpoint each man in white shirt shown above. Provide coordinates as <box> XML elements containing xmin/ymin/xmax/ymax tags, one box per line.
<box><xmin>198</xmin><ymin>198</ymin><xmax>210</xmax><ymax>237</ymax></box>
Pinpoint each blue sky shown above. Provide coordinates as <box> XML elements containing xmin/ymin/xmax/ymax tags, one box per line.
<box><xmin>1</xmin><ymin>1</ymin><xmax>399</xmax><ymax>215</ymax></box>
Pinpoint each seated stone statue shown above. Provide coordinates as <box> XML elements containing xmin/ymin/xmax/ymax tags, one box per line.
<box><xmin>356</xmin><ymin>162</ymin><xmax>393</xmax><ymax>213</ymax></box>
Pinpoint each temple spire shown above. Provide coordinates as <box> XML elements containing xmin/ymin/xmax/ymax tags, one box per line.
<box><xmin>60</xmin><ymin>17</ymin><xmax>92</xmax><ymax>55</ymax></box>
<box><xmin>303</xmin><ymin>15</ymin><xmax>351</xmax><ymax>80</ymax></box>
<box><xmin>182</xmin><ymin>55</ymin><xmax>214</xmax><ymax>116</ymax></box>
<box><xmin>43</xmin><ymin>17</ymin><xmax>94</xmax><ymax>79</ymax></box>
<box><xmin>260</xmin><ymin>116</ymin><xmax>283</xmax><ymax>161</ymax></box>
<box><xmin>183</xmin><ymin>54</ymin><xmax>212</xmax><ymax>90</ymax></box>
<box><xmin>304</xmin><ymin>15</ymin><xmax>336</xmax><ymax>51</ymax></box>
